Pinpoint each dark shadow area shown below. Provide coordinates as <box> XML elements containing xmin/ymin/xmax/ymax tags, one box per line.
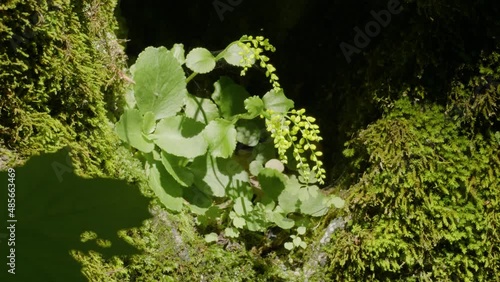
<box><xmin>0</xmin><ymin>149</ymin><xmax>152</xmax><ymax>282</ymax></box>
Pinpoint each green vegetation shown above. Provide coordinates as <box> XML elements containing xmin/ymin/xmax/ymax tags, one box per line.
<box><xmin>320</xmin><ymin>96</ymin><xmax>499</xmax><ymax>281</ymax></box>
<box><xmin>0</xmin><ymin>0</ymin><xmax>132</xmax><ymax>180</ymax></box>
<box><xmin>1</xmin><ymin>0</ymin><xmax>499</xmax><ymax>281</ymax></box>
<box><xmin>114</xmin><ymin>37</ymin><xmax>343</xmax><ymax>250</ymax></box>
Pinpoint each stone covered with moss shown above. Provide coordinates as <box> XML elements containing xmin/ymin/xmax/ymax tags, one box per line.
<box><xmin>319</xmin><ymin>94</ymin><xmax>499</xmax><ymax>281</ymax></box>
<box><xmin>0</xmin><ymin>0</ymin><xmax>135</xmax><ymax>180</ymax></box>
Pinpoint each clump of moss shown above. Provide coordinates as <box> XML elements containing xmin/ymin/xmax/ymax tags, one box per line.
<box><xmin>75</xmin><ymin>204</ymin><xmax>276</xmax><ymax>282</ymax></box>
<box><xmin>0</xmin><ymin>0</ymin><xmax>131</xmax><ymax>180</ymax></box>
<box><xmin>320</xmin><ymin>97</ymin><xmax>499</xmax><ymax>281</ymax></box>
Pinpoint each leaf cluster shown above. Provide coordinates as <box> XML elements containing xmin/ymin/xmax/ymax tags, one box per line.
<box><xmin>114</xmin><ymin>38</ymin><xmax>343</xmax><ymax>249</ymax></box>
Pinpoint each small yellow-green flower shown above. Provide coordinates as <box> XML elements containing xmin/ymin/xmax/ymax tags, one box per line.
<box><xmin>264</xmin><ymin>108</ymin><xmax>326</xmax><ymax>184</ymax></box>
<box><xmin>237</xmin><ymin>35</ymin><xmax>281</xmax><ymax>92</ymax></box>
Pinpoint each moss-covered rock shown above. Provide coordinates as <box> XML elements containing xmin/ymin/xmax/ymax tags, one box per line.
<box><xmin>74</xmin><ymin>205</ymin><xmax>276</xmax><ymax>282</ymax></box>
<box><xmin>320</xmin><ymin>97</ymin><xmax>500</xmax><ymax>281</ymax></box>
<box><xmin>0</xmin><ymin>0</ymin><xmax>132</xmax><ymax>180</ymax></box>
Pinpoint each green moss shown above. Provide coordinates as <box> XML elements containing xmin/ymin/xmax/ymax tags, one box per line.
<box><xmin>447</xmin><ymin>51</ymin><xmax>500</xmax><ymax>132</ymax></box>
<box><xmin>322</xmin><ymin>97</ymin><xmax>500</xmax><ymax>281</ymax></box>
<box><xmin>74</xmin><ymin>204</ymin><xmax>275</xmax><ymax>282</ymax></box>
<box><xmin>0</xmin><ymin>0</ymin><xmax>130</xmax><ymax>180</ymax></box>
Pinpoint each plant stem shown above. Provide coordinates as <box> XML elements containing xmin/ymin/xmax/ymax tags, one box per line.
<box><xmin>186</xmin><ymin>72</ymin><xmax>198</xmax><ymax>83</ymax></box>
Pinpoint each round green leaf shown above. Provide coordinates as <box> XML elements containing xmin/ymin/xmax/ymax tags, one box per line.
<box><xmin>224</xmin><ymin>227</ymin><xmax>240</xmax><ymax>238</ymax></box>
<box><xmin>297</xmin><ymin>226</ymin><xmax>306</xmax><ymax>235</ymax></box>
<box><xmin>262</xmin><ymin>89</ymin><xmax>294</xmax><ymax>113</ymax></box>
<box><xmin>134</xmin><ymin>47</ymin><xmax>187</xmax><ymax>119</ymax></box>
<box><xmin>152</xmin><ymin>116</ymin><xmax>208</xmax><ymax>158</ymax></box>
<box><xmin>233</xmin><ymin>196</ymin><xmax>254</xmax><ymax>216</ymax></box>
<box><xmin>244</xmin><ymin>215</ymin><xmax>268</xmax><ymax>232</ymax></box>
<box><xmin>183</xmin><ymin>186</ymin><xmax>213</xmax><ymax>215</ymax></box>
<box><xmin>249</xmin><ymin>160</ymin><xmax>264</xmax><ymax>176</ymax></box>
<box><xmin>203</xmin><ymin>119</ymin><xmax>237</xmax><ymax>158</ymax></box>
<box><xmin>223</xmin><ymin>43</ymin><xmax>251</xmax><ymax>67</ymax></box>
<box><xmin>299</xmin><ymin>241</ymin><xmax>307</xmax><ymax>249</ymax></box>
<box><xmin>244</xmin><ymin>96</ymin><xmax>265</xmax><ymax>118</ymax></box>
<box><xmin>300</xmin><ymin>186</ymin><xmax>329</xmax><ymax>217</ymax></box>
<box><xmin>171</xmin><ymin>43</ymin><xmax>185</xmax><ymax>65</ymax></box>
<box><xmin>233</xmin><ymin>216</ymin><xmax>246</xmax><ymax>228</ymax></box>
<box><xmin>204</xmin><ymin>232</ymin><xmax>218</xmax><ymax>243</ymax></box>
<box><xmin>265</xmin><ymin>158</ymin><xmax>285</xmax><ymax>172</ymax></box>
<box><xmin>186</xmin><ymin>47</ymin><xmax>216</xmax><ymax>74</ymax></box>
<box><xmin>212</xmin><ymin>77</ymin><xmax>250</xmax><ymax>118</ymax></box>
<box><xmin>253</xmin><ymin>140</ymin><xmax>277</xmax><ymax>163</ymax></box>
<box><xmin>160</xmin><ymin>151</ymin><xmax>194</xmax><ymax>187</ymax></box>
<box><xmin>190</xmin><ymin>155</ymin><xmax>249</xmax><ymax>197</ymax></box>
<box><xmin>148</xmin><ymin>161</ymin><xmax>184</xmax><ymax>212</ymax></box>
<box><xmin>278</xmin><ymin>176</ymin><xmax>301</xmax><ymax>213</ymax></box>
<box><xmin>270</xmin><ymin>212</ymin><xmax>295</xmax><ymax>229</ymax></box>
<box><xmin>293</xmin><ymin>236</ymin><xmax>302</xmax><ymax>246</ymax></box>
<box><xmin>236</xmin><ymin>119</ymin><xmax>263</xmax><ymax>146</ymax></box>
<box><xmin>185</xmin><ymin>94</ymin><xmax>220</xmax><ymax>124</ymax></box>
<box><xmin>142</xmin><ymin>111</ymin><xmax>156</xmax><ymax>134</ymax></box>
<box><xmin>115</xmin><ymin>109</ymin><xmax>155</xmax><ymax>153</ymax></box>
<box><xmin>258</xmin><ymin>168</ymin><xmax>287</xmax><ymax>201</ymax></box>
<box><xmin>328</xmin><ymin>196</ymin><xmax>345</xmax><ymax>209</ymax></box>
